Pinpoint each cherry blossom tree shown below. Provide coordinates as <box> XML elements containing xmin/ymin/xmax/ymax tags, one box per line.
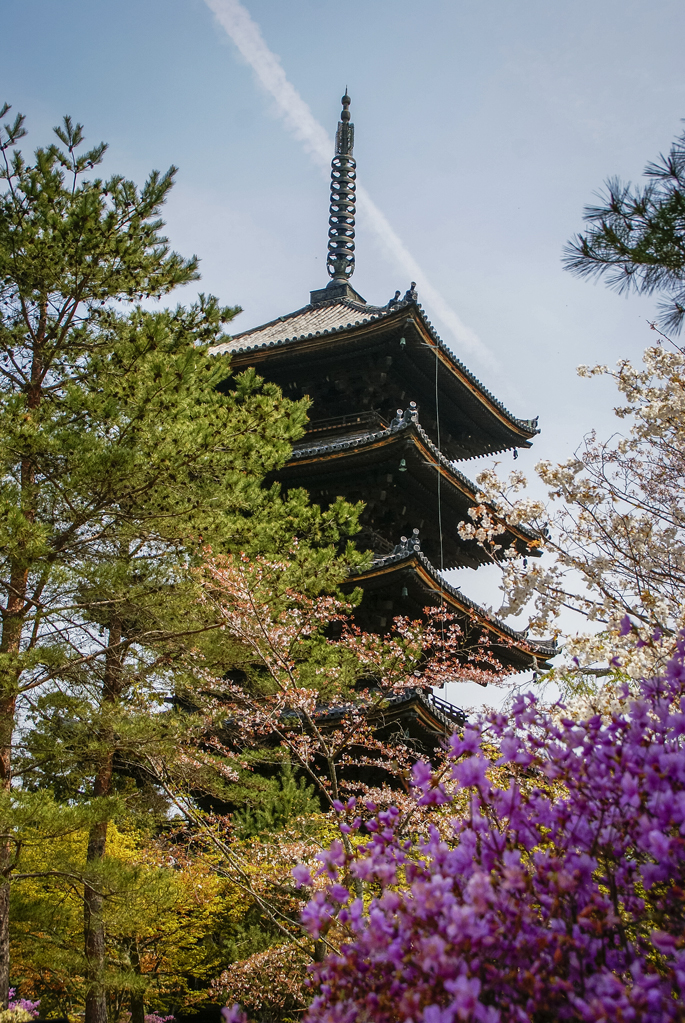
<box><xmin>188</xmin><ymin>550</ymin><xmax>506</xmax><ymax>811</ymax></box>
<box><xmin>459</xmin><ymin>339</ymin><xmax>685</xmax><ymax>678</ymax></box>
<box><xmin>148</xmin><ymin>551</ymin><xmax>509</xmax><ymax>1016</ymax></box>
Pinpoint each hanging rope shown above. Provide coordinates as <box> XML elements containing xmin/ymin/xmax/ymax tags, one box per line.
<box><xmin>435</xmin><ymin>345</ymin><xmax>445</xmax><ymax>588</ymax></box>
<box><xmin>435</xmin><ymin>344</ymin><xmax>447</xmax><ymax>663</ymax></box>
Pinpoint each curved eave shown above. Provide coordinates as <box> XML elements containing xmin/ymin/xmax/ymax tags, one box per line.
<box><xmin>213</xmin><ymin>300</ymin><xmax>538</xmax><ymax>449</ymax></box>
<box><xmin>350</xmin><ymin>549</ymin><xmax>557</xmax><ymax>669</ymax></box>
<box><xmin>287</xmin><ymin>415</ymin><xmax>540</xmax><ymax>552</ymax></box>
<box><xmin>403</xmin><ymin>303</ymin><xmax>539</xmax><ymax>446</ymax></box>
<box><xmin>313</xmin><ymin>689</ymin><xmax>466</xmax><ymax>735</ymax></box>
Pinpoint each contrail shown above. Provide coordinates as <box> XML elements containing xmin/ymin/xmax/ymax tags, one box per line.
<box><xmin>203</xmin><ymin>0</ymin><xmax>494</xmax><ymax>367</ymax></box>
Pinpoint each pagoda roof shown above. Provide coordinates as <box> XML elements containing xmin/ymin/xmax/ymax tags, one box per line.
<box><xmin>215</xmin><ymin>296</ymin><xmax>377</xmax><ymax>350</ymax></box>
<box><xmin>212</xmin><ymin>297</ymin><xmax>538</xmax><ymax>458</ymax></box>
<box><xmin>347</xmin><ymin>544</ymin><xmax>557</xmax><ymax>672</ymax></box>
<box><xmin>312</xmin><ymin>688</ymin><xmax>467</xmax><ymax>751</ymax></box>
<box><xmin>312</xmin><ymin>687</ymin><xmax>466</xmax><ymax>732</ymax></box>
<box><xmin>282</xmin><ymin>406</ymin><xmax>539</xmax><ymax>568</ymax></box>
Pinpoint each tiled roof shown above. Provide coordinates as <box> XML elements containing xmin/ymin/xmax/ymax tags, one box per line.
<box><xmin>211</xmin><ymin>297</ymin><xmax>538</xmax><ymax>437</ymax></box>
<box><xmin>211</xmin><ymin>297</ymin><xmax>387</xmax><ymax>355</ymax></box>
<box><xmin>352</xmin><ymin>547</ymin><xmax>557</xmax><ymax>662</ymax></box>
<box><xmin>292</xmin><ymin>407</ymin><xmax>475</xmax><ymax>489</ymax></box>
<box><xmin>290</xmin><ymin>408</ymin><xmax>540</xmax><ymax>546</ymax></box>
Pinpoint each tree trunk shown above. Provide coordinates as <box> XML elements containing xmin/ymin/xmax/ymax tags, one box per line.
<box><xmin>129</xmin><ymin>989</ymin><xmax>145</xmax><ymax>1023</ymax></box>
<box><xmin>0</xmin><ymin>856</ymin><xmax>10</xmax><ymax>1011</ymax></box>
<box><xmin>129</xmin><ymin>944</ymin><xmax>145</xmax><ymax>1023</ymax></box>
<box><xmin>84</xmin><ymin>619</ymin><xmax>123</xmax><ymax>1023</ymax></box>
<box><xmin>0</xmin><ymin>686</ymin><xmax>18</xmax><ymax>1009</ymax></box>
<box><xmin>0</xmin><ymin>566</ymin><xmax>27</xmax><ymax>1008</ymax></box>
<box><xmin>0</xmin><ymin>302</ymin><xmax>46</xmax><ymax>1007</ymax></box>
<box><xmin>313</xmin><ymin>939</ymin><xmax>326</xmax><ymax>963</ymax></box>
<box><xmin>83</xmin><ymin>816</ymin><xmax>109</xmax><ymax>1023</ymax></box>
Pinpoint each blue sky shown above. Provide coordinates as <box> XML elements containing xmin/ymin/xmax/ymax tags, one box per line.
<box><xmin>3</xmin><ymin>0</ymin><xmax>684</xmax><ymax>698</ymax></box>
<box><xmin>4</xmin><ymin>0</ymin><xmax>683</xmax><ymax>442</ymax></box>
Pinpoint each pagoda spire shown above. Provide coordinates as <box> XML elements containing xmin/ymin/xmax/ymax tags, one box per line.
<box><xmin>327</xmin><ymin>91</ymin><xmax>356</xmax><ymax>285</ymax></box>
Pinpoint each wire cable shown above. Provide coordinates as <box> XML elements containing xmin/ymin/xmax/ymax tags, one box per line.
<box><xmin>435</xmin><ymin>346</ymin><xmax>445</xmax><ymax>588</ymax></box>
<box><xmin>435</xmin><ymin>345</ymin><xmax>447</xmax><ymax>661</ymax></box>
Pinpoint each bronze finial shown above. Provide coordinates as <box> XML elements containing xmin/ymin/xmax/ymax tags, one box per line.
<box><xmin>327</xmin><ymin>92</ymin><xmax>356</xmax><ymax>284</ymax></box>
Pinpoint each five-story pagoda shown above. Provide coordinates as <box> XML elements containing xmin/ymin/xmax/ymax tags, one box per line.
<box><xmin>212</xmin><ymin>94</ymin><xmax>554</xmax><ymax>674</ymax></box>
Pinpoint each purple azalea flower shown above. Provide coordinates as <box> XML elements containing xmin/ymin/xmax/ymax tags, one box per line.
<box><xmin>221</xmin><ymin>1006</ymin><xmax>246</xmax><ymax>1023</ymax></box>
<box><xmin>411</xmin><ymin>760</ymin><xmax>433</xmax><ymax>789</ymax></box>
<box><xmin>7</xmin><ymin>993</ymin><xmax>40</xmax><ymax>1020</ymax></box>
<box><xmin>292</xmin><ymin>862</ymin><xmax>313</xmax><ymax>887</ymax></box>
<box><xmin>299</xmin><ymin>629</ymin><xmax>685</xmax><ymax>1023</ymax></box>
<box><xmin>329</xmin><ymin>884</ymin><xmax>350</xmax><ymax>903</ymax></box>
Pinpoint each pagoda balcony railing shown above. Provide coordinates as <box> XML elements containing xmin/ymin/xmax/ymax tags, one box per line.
<box><xmin>302</xmin><ymin>687</ymin><xmax>467</xmax><ymax>731</ymax></box>
<box><xmin>356</xmin><ymin>527</ymin><xmax>394</xmax><ymax>557</ymax></box>
<box><xmin>305</xmin><ymin>409</ymin><xmax>389</xmax><ymax>436</ymax></box>
<box><xmin>429</xmin><ymin>692</ymin><xmax>468</xmax><ymax>727</ymax></box>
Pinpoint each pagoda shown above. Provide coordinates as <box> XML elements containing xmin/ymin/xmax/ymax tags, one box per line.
<box><xmin>213</xmin><ymin>94</ymin><xmax>554</xmax><ymax>675</ymax></box>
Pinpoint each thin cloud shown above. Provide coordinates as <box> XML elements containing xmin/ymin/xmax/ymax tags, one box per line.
<box><xmin>203</xmin><ymin>0</ymin><xmax>494</xmax><ymax>367</ymax></box>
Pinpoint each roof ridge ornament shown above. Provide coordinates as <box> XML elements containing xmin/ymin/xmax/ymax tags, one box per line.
<box><xmin>327</xmin><ymin>92</ymin><xmax>356</xmax><ymax>285</ymax></box>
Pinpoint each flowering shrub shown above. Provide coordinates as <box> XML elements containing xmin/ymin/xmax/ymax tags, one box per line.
<box><xmin>0</xmin><ymin>1011</ymin><xmax>32</xmax><ymax>1023</ymax></box>
<box><xmin>121</xmin><ymin>1014</ymin><xmax>174</xmax><ymax>1023</ymax></box>
<box><xmin>0</xmin><ymin>991</ymin><xmax>40</xmax><ymax>1023</ymax></box>
<box><xmin>214</xmin><ymin>943</ymin><xmax>310</xmax><ymax>1018</ymax></box>
<box><xmin>296</xmin><ymin>634</ymin><xmax>685</xmax><ymax>1023</ymax></box>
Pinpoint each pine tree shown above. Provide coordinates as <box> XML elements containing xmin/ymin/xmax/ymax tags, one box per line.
<box><xmin>232</xmin><ymin>762</ymin><xmax>321</xmax><ymax>839</ymax></box>
<box><xmin>0</xmin><ymin>108</ymin><xmax>362</xmax><ymax>1020</ymax></box>
<box><xmin>564</xmin><ymin>122</ymin><xmax>685</xmax><ymax>335</ymax></box>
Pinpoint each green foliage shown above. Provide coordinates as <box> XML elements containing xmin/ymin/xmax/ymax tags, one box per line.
<box><xmin>564</xmin><ymin>122</ymin><xmax>685</xmax><ymax>334</ymax></box>
<box><xmin>10</xmin><ymin>824</ymin><xmax>230</xmax><ymax>1017</ymax></box>
<box><xmin>231</xmin><ymin>763</ymin><xmax>321</xmax><ymax>839</ymax></box>
<box><xmin>0</xmin><ymin>103</ymin><xmax>363</xmax><ymax>781</ymax></box>
<box><xmin>0</xmin><ymin>106</ymin><xmax>364</xmax><ymax>1018</ymax></box>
